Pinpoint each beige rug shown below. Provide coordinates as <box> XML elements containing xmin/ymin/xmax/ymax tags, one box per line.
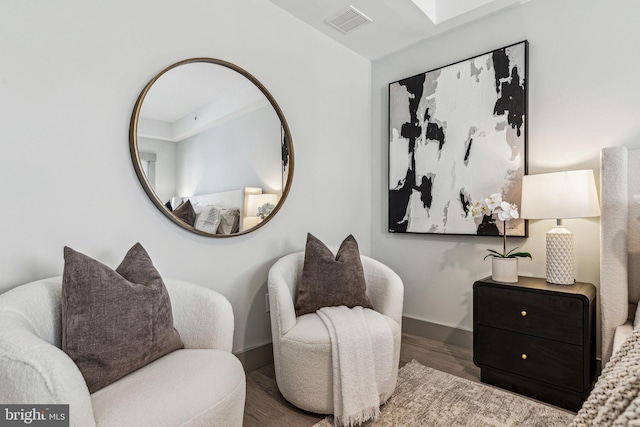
<box><xmin>313</xmin><ymin>360</ymin><xmax>575</xmax><ymax>427</ymax></box>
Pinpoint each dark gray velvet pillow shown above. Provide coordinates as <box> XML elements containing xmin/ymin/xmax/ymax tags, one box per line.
<box><xmin>173</xmin><ymin>199</ymin><xmax>196</xmax><ymax>226</ymax></box>
<box><xmin>294</xmin><ymin>233</ymin><xmax>373</xmax><ymax>316</ymax></box>
<box><xmin>61</xmin><ymin>243</ymin><xmax>183</xmax><ymax>393</ymax></box>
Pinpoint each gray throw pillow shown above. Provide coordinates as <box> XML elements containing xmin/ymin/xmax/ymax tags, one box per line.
<box><xmin>61</xmin><ymin>243</ymin><xmax>183</xmax><ymax>393</ymax></box>
<box><xmin>294</xmin><ymin>233</ymin><xmax>373</xmax><ymax>316</ymax></box>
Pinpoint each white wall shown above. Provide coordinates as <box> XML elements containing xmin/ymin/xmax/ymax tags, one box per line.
<box><xmin>0</xmin><ymin>0</ymin><xmax>372</xmax><ymax>353</ymax></box>
<box><xmin>176</xmin><ymin>105</ymin><xmax>282</xmax><ymax>197</ymax></box>
<box><xmin>371</xmin><ymin>0</ymin><xmax>640</xmax><ymax>341</ymax></box>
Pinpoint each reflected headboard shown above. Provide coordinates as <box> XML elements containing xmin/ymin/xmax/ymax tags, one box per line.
<box><xmin>189</xmin><ymin>189</ymin><xmax>244</xmax><ymax>213</ymax></box>
<box><xmin>600</xmin><ymin>146</ymin><xmax>640</xmax><ymax>364</ymax></box>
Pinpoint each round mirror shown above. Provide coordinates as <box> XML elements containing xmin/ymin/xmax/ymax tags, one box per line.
<box><xmin>129</xmin><ymin>58</ymin><xmax>293</xmax><ymax>237</ymax></box>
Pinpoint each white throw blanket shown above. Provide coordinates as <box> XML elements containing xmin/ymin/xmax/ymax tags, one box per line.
<box><xmin>317</xmin><ymin>305</ymin><xmax>394</xmax><ymax>427</ymax></box>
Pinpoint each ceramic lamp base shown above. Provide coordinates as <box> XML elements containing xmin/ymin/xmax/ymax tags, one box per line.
<box><xmin>546</xmin><ymin>226</ymin><xmax>575</xmax><ymax>285</ymax></box>
<box><xmin>491</xmin><ymin>257</ymin><xmax>518</xmax><ymax>283</ymax></box>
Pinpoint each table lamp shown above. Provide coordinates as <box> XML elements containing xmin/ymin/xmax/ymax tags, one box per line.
<box><xmin>520</xmin><ymin>170</ymin><xmax>600</xmax><ymax>285</ymax></box>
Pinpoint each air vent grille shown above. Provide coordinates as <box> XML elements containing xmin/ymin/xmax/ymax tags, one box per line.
<box><xmin>325</xmin><ymin>6</ymin><xmax>372</xmax><ymax>34</ymax></box>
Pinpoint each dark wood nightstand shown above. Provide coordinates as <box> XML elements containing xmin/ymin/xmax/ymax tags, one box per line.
<box><xmin>473</xmin><ymin>276</ymin><xmax>596</xmax><ymax>412</ymax></box>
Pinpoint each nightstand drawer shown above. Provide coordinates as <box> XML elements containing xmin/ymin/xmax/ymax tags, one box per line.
<box><xmin>475</xmin><ymin>284</ymin><xmax>584</xmax><ymax>345</ymax></box>
<box><xmin>475</xmin><ymin>325</ymin><xmax>584</xmax><ymax>392</ymax></box>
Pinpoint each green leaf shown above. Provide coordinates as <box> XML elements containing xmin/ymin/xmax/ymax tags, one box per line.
<box><xmin>483</xmin><ymin>247</ymin><xmax>532</xmax><ymax>260</ymax></box>
<box><xmin>483</xmin><ymin>249</ymin><xmax>505</xmax><ymax>260</ymax></box>
<box><xmin>508</xmin><ymin>252</ymin><xmax>532</xmax><ymax>259</ymax></box>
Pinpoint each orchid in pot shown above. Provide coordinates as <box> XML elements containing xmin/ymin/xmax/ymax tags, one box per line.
<box><xmin>468</xmin><ymin>193</ymin><xmax>531</xmax><ymax>282</ymax></box>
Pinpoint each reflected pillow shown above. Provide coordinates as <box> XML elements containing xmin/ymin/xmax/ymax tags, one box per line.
<box><xmin>193</xmin><ymin>206</ymin><xmax>240</xmax><ymax>234</ymax></box>
<box><xmin>294</xmin><ymin>233</ymin><xmax>373</xmax><ymax>316</ymax></box>
<box><xmin>61</xmin><ymin>243</ymin><xmax>183</xmax><ymax>393</ymax></box>
<box><xmin>173</xmin><ymin>200</ymin><xmax>196</xmax><ymax>226</ymax></box>
<box><xmin>194</xmin><ymin>206</ymin><xmax>221</xmax><ymax>234</ymax></box>
<box><xmin>217</xmin><ymin>208</ymin><xmax>240</xmax><ymax>235</ymax></box>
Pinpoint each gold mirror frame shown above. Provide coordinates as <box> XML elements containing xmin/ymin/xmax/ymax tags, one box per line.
<box><xmin>129</xmin><ymin>58</ymin><xmax>294</xmax><ymax>237</ymax></box>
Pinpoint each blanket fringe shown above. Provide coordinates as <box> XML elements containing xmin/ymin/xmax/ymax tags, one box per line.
<box><xmin>334</xmin><ymin>405</ymin><xmax>381</xmax><ymax>427</ymax></box>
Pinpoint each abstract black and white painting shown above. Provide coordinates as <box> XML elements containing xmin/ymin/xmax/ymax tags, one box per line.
<box><xmin>388</xmin><ymin>41</ymin><xmax>527</xmax><ymax>236</ymax></box>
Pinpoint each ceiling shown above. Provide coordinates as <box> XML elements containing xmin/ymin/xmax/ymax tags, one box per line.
<box><xmin>138</xmin><ymin>61</ymin><xmax>269</xmax><ymax>142</ymax></box>
<box><xmin>140</xmin><ymin>62</ymin><xmax>263</xmax><ymax>123</ymax></box>
<box><xmin>267</xmin><ymin>0</ymin><xmax>530</xmax><ymax>61</ymax></box>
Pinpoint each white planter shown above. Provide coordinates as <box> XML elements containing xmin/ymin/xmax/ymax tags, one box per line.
<box><xmin>491</xmin><ymin>257</ymin><xmax>518</xmax><ymax>283</ymax></box>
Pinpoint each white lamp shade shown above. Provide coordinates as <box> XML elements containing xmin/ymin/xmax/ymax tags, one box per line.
<box><xmin>246</xmin><ymin>193</ymin><xmax>280</xmax><ymax>217</ymax></box>
<box><xmin>520</xmin><ymin>170</ymin><xmax>600</xmax><ymax>219</ymax></box>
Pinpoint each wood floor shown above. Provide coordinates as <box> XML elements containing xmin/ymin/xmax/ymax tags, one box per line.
<box><xmin>243</xmin><ymin>333</ymin><xmax>480</xmax><ymax>426</ymax></box>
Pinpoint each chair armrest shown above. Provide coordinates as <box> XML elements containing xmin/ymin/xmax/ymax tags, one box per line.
<box><xmin>164</xmin><ymin>279</ymin><xmax>234</xmax><ymax>352</ymax></box>
<box><xmin>0</xmin><ymin>313</ymin><xmax>96</xmax><ymax>427</ymax></box>
<box><xmin>362</xmin><ymin>257</ymin><xmax>404</xmax><ymax>325</ymax></box>
<box><xmin>268</xmin><ymin>253</ymin><xmax>302</xmax><ymax>337</ymax></box>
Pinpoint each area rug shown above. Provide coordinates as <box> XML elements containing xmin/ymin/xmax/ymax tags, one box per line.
<box><xmin>313</xmin><ymin>360</ymin><xmax>575</xmax><ymax>427</ymax></box>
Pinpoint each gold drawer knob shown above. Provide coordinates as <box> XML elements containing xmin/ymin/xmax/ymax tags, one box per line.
<box><xmin>521</xmin><ymin>354</ymin><xmax>527</xmax><ymax>360</ymax></box>
<box><xmin>521</xmin><ymin>310</ymin><xmax>527</xmax><ymax>317</ymax></box>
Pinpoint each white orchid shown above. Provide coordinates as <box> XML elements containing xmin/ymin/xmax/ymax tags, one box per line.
<box><xmin>496</xmin><ymin>201</ymin><xmax>519</xmax><ymax>221</ymax></box>
<box><xmin>467</xmin><ymin>200</ymin><xmax>485</xmax><ymax>219</ymax></box>
<box><xmin>465</xmin><ymin>193</ymin><xmax>531</xmax><ymax>260</ymax></box>
<box><xmin>483</xmin><ymin>193</ymin><xmax>503</xmax><ymax>212</ymax></box>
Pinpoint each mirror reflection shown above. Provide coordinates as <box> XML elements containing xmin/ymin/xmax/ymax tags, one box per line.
<box><xmin>130</xmin><ymin>58</ymin><xmax>293</xmax><ymax>237</ymax></box>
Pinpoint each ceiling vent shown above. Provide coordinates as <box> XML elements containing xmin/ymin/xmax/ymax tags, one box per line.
<box><xmin>325</xmin><ymin>6</ymin><xmax>372</xmax><ymax>34</ymax></box>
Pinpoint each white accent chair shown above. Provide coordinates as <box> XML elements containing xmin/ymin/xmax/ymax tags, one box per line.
<box><xmin>0</xmin><ymin>277</ymin><xmax>246</xmax><ymax>427</ymax></box>
<box><xmin>268</xmin><ymin>252</ymin><xmax>404</xmax><ymax>414</ymax></box>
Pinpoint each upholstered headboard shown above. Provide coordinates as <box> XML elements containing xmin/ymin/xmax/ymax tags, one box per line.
<box><xmin>188</xmin><ymin>189</ymin><xmax>245</xmax><ymax>216</ymax></box>
<box><xmin>600</xmin><ymin>146</ymin><xmax>640</xmax><ymax>364</ymax></box>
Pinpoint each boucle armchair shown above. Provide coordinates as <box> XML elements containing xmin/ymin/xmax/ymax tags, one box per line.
<box><xmin>0</xmin><ymin>277</ymin><xmax>246</xmax><ymax>427</ymax></box>
<box><xmin>268</xmin><ymin>252</ymin><xmax>404</xmax><ymax>414</ymax></box>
